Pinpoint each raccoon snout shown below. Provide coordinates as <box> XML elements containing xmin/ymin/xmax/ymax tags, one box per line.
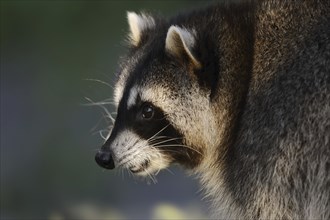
<box><xmin>95</xmin><ymin>150</ymin><xmax>115</xmax><ymax>170</ymax></box>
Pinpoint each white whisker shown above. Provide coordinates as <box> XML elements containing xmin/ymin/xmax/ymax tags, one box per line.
<box><xmin>149</xmin><ymin>137</ymin><xmax>183</xmax><ymax>146</ymax></box>
<box><xmin>91</xmin><ymin>127</ymin><xmax>110</xmax><ymax>135</ymax></box>
<box><xmin>144</xmin><ymin>167</ymin><xmax>157</xmax><ymax>184</ymax></box>
<box><xmin>84</xmin><ymin>97</ymin><xmax>116</xmax><ymax>123</ymax></box>
<box><xmin>99</xmin><ymin>129</ymin><xmax>112</xmax><ymax>140</ymax></box>
<box><xmin>156</xmin><ymin>144</ymin><xmax>203</xmax><ymax>156</ymax></box>
<box><xmin>83</xmin><ymin>78</ymin><xmax>113</xmax><ymax>88</ymax></box>
<box><xmin>146</xmin><ymin>124</ymin><xmax>170</xmax><ymax>142</ymax></box>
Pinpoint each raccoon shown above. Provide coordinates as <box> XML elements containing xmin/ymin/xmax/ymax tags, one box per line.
<box><xmin>95</xmin><ymin>0</ymin><xmax>330</xmax><ymax>218</ymax></box>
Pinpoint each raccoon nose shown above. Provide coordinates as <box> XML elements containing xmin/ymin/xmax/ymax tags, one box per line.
<box><xmin>95</xmin><ymin>150</ymin><xmax>115</xmax><ymax>170</ymax></box>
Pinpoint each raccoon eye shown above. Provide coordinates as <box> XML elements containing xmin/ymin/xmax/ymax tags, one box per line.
<box><xmin>141</xmin><ymin>104</ymin><xmax>154</xmax><ymax>119</ymax></box>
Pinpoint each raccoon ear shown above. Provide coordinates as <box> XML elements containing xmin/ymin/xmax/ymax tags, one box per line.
<box><xmin>165</xmin><ymin>26</ymin><xmax>201</xmax><ymax>68</ymax></box>
<box><xmin>127</xmin><ymin>12</ymin><xmax>155</xmax><ymax>46</ymax></box>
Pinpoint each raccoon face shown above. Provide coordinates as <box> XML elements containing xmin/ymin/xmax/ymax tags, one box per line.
<box><xmin>95</xmin><ymin>12</ymin><xmax>218</xmax><ymax>177</ymax></box>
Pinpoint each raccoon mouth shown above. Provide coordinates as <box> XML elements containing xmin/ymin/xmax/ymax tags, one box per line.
<box><xmin>129</xmin><ymin>160</ymin><xmax>150</xmax><ymax>173</ymax></box>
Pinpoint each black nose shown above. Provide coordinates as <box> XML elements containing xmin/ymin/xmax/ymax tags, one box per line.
<box><xmin>95</xmin><ymin>150</ymin><xmax>115</xmax><ymax>169</ymax></box>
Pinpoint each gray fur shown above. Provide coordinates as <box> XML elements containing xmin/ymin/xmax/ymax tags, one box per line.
<box><xmin>223</xmin><ymin>1</ymin><xmax>330</xmax><ymax>218</ymax></box>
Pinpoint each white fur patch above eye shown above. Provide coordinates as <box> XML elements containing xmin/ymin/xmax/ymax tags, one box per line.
<box><xmin>127</xmin><ymin>12</ymin><xmax>155</xmax><ymax>46</ymax></box>
<box><xmin>127</xmin><ymin>86</ymin><xmax>139</xmax><ymax>109</ymax></box>
<box><xmin>114</xmin><ymin>82</ymin><xmax>124</xmax><ymax>106</ymax></box>
<box><xmin>165</xmin><ymin>26</ymin><xmax>201</xmax><ymax>68</ymax></box>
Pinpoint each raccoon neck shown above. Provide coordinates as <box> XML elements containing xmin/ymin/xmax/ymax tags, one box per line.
<box><xmin>191</xmin><ymin>3</ymin><xmax>256</xmax><ymax>218</ymax></box>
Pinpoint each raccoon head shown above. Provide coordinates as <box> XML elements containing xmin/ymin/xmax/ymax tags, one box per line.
<box><xmin>95</xmin><ymin>12</ymin><xmax>220</xmax><ymax>177</ymax></box>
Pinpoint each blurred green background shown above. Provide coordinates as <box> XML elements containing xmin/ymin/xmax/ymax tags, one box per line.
<box><xmin>1</xmin><ymin>0</ymin><xmax>214</xmax><ymax>219</ymax></box>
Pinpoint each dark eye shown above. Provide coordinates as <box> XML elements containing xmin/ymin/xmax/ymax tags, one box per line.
<box><xmin>141</xmin><ymin>104</ymin><xmax>154</xmax><ymax>119</ymax></box>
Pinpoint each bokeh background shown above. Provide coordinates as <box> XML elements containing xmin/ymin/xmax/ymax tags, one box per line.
<box><xmin>1</xmin><ymin>1</ymin><xmax>214</xmax><ymax>219</ymax></box>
